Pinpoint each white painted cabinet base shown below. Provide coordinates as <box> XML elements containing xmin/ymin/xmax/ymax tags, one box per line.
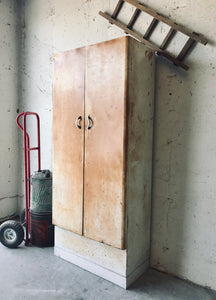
<box><xmin>54</xmin><ymin>226</ymin><xmax>149</xmax><ymax>289</ymax></box>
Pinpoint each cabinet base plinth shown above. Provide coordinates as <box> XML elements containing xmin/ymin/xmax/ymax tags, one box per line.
<box><xmin>55</xmin><ymin>245</ymin><xmax>148</xmax><ymax>289</ymax></box>
<box><xmin>54</xmin><ymin>226</ymin><xmax>149</xmax><ymax>289</ymax></box>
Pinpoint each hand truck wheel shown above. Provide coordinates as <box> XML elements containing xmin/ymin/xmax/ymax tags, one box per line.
<box><xmin>0</xmin><ymin>220</ymin><xmax>24</xmax><ymax>248</ymax></box>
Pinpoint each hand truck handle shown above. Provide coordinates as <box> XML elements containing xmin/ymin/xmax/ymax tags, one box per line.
<box><xmin>16</xmin><ymin>112</ymin><xmax>25</xmax><ymax>132</ymax></box>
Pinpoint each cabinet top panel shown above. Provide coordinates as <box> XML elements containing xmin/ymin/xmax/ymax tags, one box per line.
<box><xmin>53</xmin><ymin>36</ymin><xmax>153</xmax><ymax>58</ymax></box>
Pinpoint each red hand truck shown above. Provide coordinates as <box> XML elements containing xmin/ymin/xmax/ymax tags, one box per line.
<box><xmin>0</xmin><ymin>112</ymin><xmax>41</xmax><ymax>248</ymax></box>
<box><xmin>16</xmin><ymin>112</ymin><xmax>41</xmax><ymax>246</ymax></box>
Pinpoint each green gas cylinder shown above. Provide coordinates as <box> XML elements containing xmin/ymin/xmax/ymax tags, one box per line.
<box><xmin>31</xmin><ymin>170</ymin><xmax>52</xmax><ymax>213</ymax></box>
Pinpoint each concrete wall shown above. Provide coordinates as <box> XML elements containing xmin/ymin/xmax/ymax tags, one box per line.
<box><xmin>17</xmin><ymin>0</ymin><xmax>54</xmax><ymax>211</ymax></box>
<box><xmin>0</xmin><ymin>0</ymin><xmax>20</xmax><ymax>219</ymax></box>
<box><xmin>17</xmin><ymin>0</ymin><xmax>216</xmax><ymax>291</ymax></box>
<box><xmin>148</xmin><ymin>0</ymin><xmax>216</xmax><ymax>291</ymax></box>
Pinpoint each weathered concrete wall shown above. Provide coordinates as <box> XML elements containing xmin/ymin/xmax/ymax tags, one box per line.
<box><xmin>17</xmin><ymin>0</ymin><xmax>54</xmax><ymax>211</ymax></box>
<box><xmin>18</xmin><ymin>0</ymin><xmax>216</xmax><ymax>290</ymax></box>
<box><xmin>0</xmin><ymin>0</ymin><xmax>20</xmax><ymax>219</ymax></box>
<box><xmin>147</xmin><ymin>0</ymin><xmax>216</xmax><ymax>291</ymax></box>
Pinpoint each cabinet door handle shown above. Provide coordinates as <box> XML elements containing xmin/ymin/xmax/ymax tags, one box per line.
<box><xmin>75</xmin><ymin>116</ymin><xmax>82</xmax><ymax>129</ymax></box>
<box><xmin>87</xmin><ymin>115</ymin><xmax>93</xmax><ymax>130</ymax></box>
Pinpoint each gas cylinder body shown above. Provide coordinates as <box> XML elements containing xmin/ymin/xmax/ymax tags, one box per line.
<box><xmin>30</xmin><ymin>170</ymin><xmax>54</xmax><ymax>246</ymax></box>
<box><xmin>31</xmin><ymin>170</ymin><xmax>52</xmax><ymax>212</ymax></box>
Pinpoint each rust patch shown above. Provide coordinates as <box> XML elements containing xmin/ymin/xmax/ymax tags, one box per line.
<box><xmin>145</xmin><ymin>50</ymin><xmax>153</xmax><ymax>61</ymax></box>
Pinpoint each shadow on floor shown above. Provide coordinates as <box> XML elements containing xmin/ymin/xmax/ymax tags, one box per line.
<box><xmin>130</xmin><ymin>268</ymin><xmax>216</xmax><ymax>300</ymax></box>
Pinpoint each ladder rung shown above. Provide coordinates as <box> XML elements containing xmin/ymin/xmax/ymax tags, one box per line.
<box><xmin>177</xmin><ymin>37</ymin><xmax>195</xmax><ymax>61</ymax></box>
<box><xmin>160</xmin><ymin>28</ymin><xmax>176</xmax><ymax>50</ymax></box>
<box><xmin>112</xmin><ymin>0</ymin><xmax>125</xmax><ymax>19</ymax></box>
<box><xmin>127</xmin><ymin>8</ymin><xmax>141</xmax><ymax>29</ymax></box>
<box><xmin>143</xmin><ymin>18</ymin><xmax>158</xmax><ymax>40</ymax></box>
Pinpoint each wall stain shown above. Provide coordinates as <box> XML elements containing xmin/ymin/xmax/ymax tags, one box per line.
<box><xmin>166</xmin><ymin>197</ymin><xmax>174</xmax><ymax>230</ymax></box>
<box><xmin>145</xmin><ymin>50</ymin><xmax>153</xmax><ymax>61</ymax></box>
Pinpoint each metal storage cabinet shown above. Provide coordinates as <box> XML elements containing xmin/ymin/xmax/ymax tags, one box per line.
<box><xmin>53</xmin><ymin>36</ymin><xmax>155</xmax><ymax>288</ymax></box>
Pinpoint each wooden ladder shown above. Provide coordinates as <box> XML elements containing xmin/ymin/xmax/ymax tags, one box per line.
<box><xmin>99</xmin><ymin>0</ymin><xmax>208</xmax><ymax>70</ymax></box>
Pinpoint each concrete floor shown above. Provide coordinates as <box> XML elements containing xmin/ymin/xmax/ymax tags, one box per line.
<box><xmin>0</xmin><ymin>243</ymin><xmax>215</xmax><ymax>300</ymax></box>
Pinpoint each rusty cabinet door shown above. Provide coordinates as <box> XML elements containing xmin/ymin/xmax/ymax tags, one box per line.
<box><xmin>52</xmin><ymin>48</ymin><xmax>85</xmax><ymax>235</ymax></box>
<box><xmin>84</xmin><ymin>38</ymin><xmax>127</xmax><ymax>249</ymax></box>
